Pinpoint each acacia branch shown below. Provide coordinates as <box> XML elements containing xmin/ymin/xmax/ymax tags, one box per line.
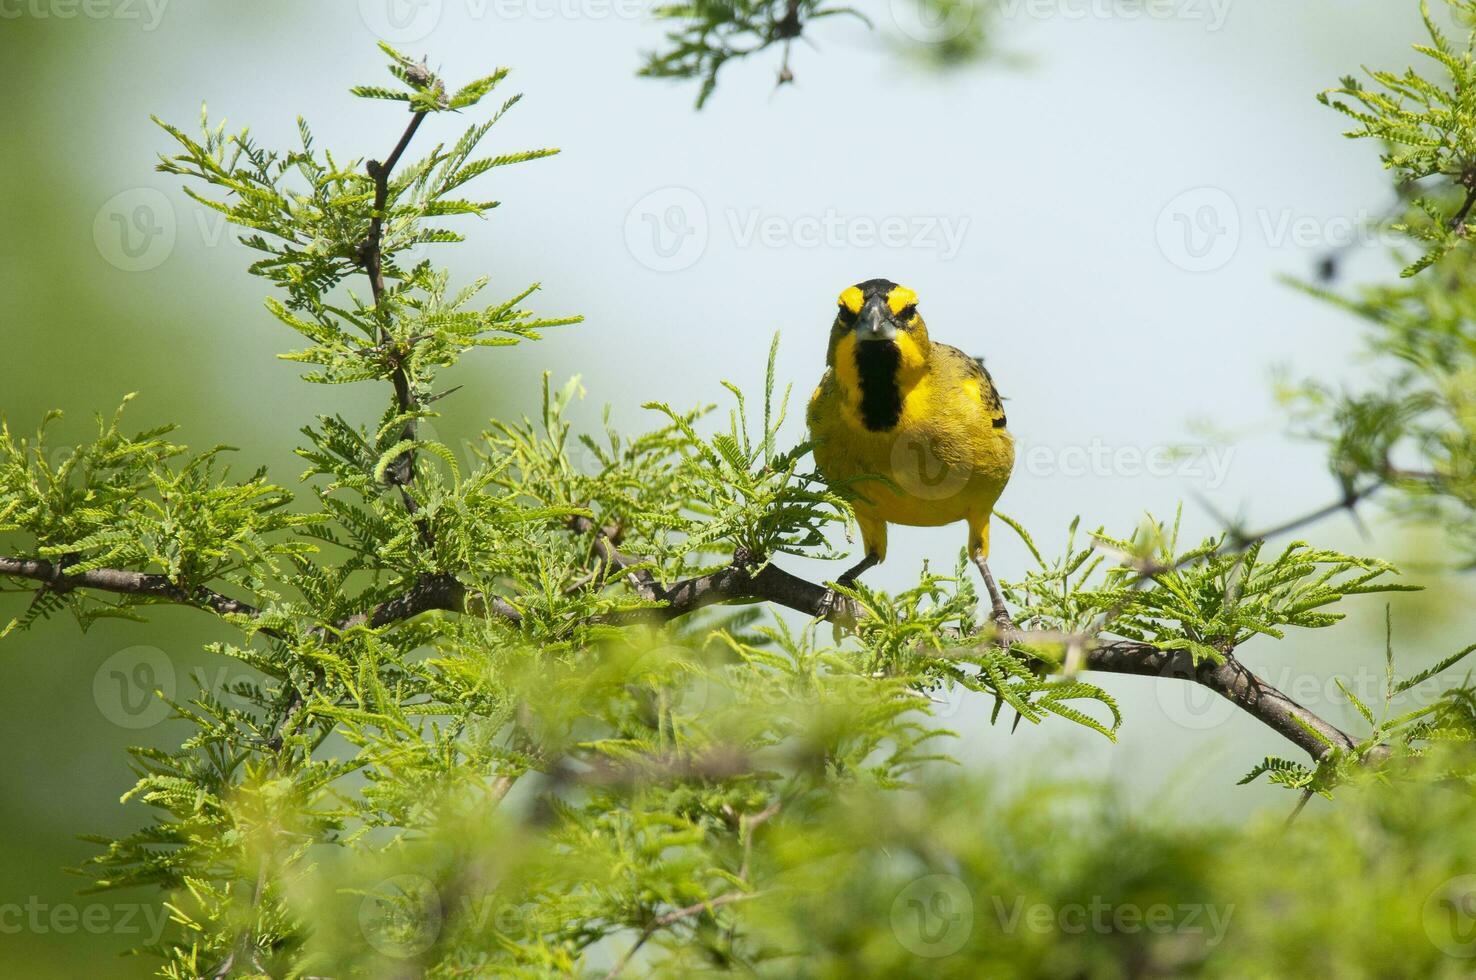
<box><xmin>1451</xmin><ymin>170</ymin><xmax>1476</xmax><ymax>233</ymax></box>
<box><xmin>0</xmin><ymin>557</ymin><xmax>264</xmax><ymax>620</ymax></box>
<box><xmin>562</xmin><ymin>517</ymin><xmax>1370</xmax><ymax>763</ymax></box>
<box><xmin>603</xmin><ymin>891</ymin><xmax>764</xmax><ymax>980</ymax></box>
<box><xmin>239</xmin><ymin>108</ymin><xmax>442</xmax><ymax>763</ymax></box>
<box><xmin>662</xmin><ymin>562</ymin><xmax>1369</xmax><ymax>760</ymax></box>
<box><xmin>0</xmin><ymin>557</ymin><xmax>512</xmax><ymax>634</ymax></box>
<box><xmin>4</xmin><ymin>494</ymin><xmax>1375</xmax><ymax>768</ymax></box>
<box><xmin>1087</xmin><ymin>640</ymin><xmax>1364</xmax><ymax>760</ymax></box>
<box><xmin>1222</xmin><ymin>479</ymin><xmax>1382</xmax><ymax>551</ymax></box>
<box><xmin>358</xmin><ymin>109</ymin><xmax>429</xmax><ymax>502</ymax></box>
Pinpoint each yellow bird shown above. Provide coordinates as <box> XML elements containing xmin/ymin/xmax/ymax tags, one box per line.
<box><xmin>807</xmin><ymin>278</ymin><xmax>1016</xmax><ymax>625</ymax></box>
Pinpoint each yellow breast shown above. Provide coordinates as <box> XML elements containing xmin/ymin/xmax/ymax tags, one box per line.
<box><xmin>809</xmin><ymin>336</ymin><xmax>1014</xmax><ymax>529</ymax></box>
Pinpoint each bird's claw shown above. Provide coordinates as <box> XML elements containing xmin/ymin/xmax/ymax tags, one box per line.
<box><xmin>817</xmin><ymin>585</ymin><xmax>861</xmax><ymax>629</ymax></box>
<box><xmin>990</xmin><ymin>604</ymin><xmax>1017</xmax><ymax>640</ymax></box>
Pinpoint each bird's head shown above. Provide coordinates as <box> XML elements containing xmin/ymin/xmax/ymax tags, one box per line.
<box><xmin>828</xmin><ymin>278</ymin><xmax>930</xmax><ymax>367</ymax></box>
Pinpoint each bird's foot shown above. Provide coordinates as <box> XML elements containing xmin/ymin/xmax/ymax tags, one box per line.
<box><xmin>990</xmin><ymin>603</ymin><xmax>1018</xmax><ymax>641</ymax></box>
<box><xmin>816</xmin><ymin>583</ymin><xmax>861</xmax><ymax>631</ymax></box>
<box><xmin>817</xmin><ymin>553</ymin><xmax>879</xmax><ymax>636</ymax></box>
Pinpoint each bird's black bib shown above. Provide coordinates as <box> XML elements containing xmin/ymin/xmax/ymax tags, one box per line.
<box><xmin>854</xmin><ymin>341</ymin><xmax>902</xmax><ymax>432</ymax></box>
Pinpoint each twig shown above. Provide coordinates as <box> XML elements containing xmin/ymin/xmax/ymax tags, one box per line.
<box><xmin>362</xmin><ymin>111</ymin><xmax>428</xmax><ymax>309</ymax></box>
<box><xmin>1079</xmin><ymin>478</ymin><xmax>1385</xmax><ymax>643</ymax></box>
<box><xmin>250</xmin><ymin>109</ymin><xmax>443</xmax><ymax>765</ymax></box>
<box><xmin>1450</xmin><ymin>175</ymin><xmax>1476</xmax><ymax>233</ymax></box>
<box><xmin>0</xmin><ymin>557</ymin><xmax>264</xmax><ymax>621</ymax></box>
<box><xmin>358</xmin><ymin>109</ymin><xmax>430</xmax><ymax>506</ymax></box>
<box><xmin>553</xmin><ymin>522</ymin><xmax>1373</xmax><ymax>764</ymax></box>
<box><xmin>1222</xmin><ymin>480</ymin><xmax>1382</xmax><ymax>551</ymax></box>
<box><xmin>1285</xmin><ymin>788</ymin><xmax>1315</xmax><ymax>826</ymax></box>
<box><xmin>602</xmin><ymin>891</ymin><xmax>764</xmax><ymax>979</ymax></box>
<box><xmin>773</xmin><ymin>0</ymin><xmax>802</xmax><ymax>87</ymax></box>
<box><xmin>1086</xmin><ymin>641</ymin><xmax>1371</xmax><ymax>762</ymax></box>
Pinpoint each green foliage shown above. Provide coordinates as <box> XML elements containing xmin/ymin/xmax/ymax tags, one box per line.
<box><xmin>1320</xmin><ymin>0</ymin><xmax>1476</xmax><ymax>275</ymax></box>
<box><xmin>219</xmin><ymin>763</ymin><xmax>1476</xmax><ymax>978</ymax></box>
<box><xmin>1283</xmin><ymin>266</ymin><xmax>1476</xmax><ymax>564</ymax></box>
<box><xmin>840</xmin><ymin>555</ymin><xmax>1122</xmax><ymax>739</ymax></box>
<box><xmin>634</xmin><ymin>336</ymin><xmax>850</xmax><ymax>568</ymax></box>
<box><xmin>1268</xmin><ymin>0</ymin><xmax>1476</xmax><ymax>568</ymax></box>
<box><xmin>0</xmin><ymin>396</ymin><xmax>314</xmax><ymax>635</ymax></box>
<box><xmin>1241</xmin><ymin>608</ymin><xmax>1476</xmax><ymax>798</ymax></box>
<box><xmin>5</xmin><ymin>26</ymin><xmax>1476</xmax><ymax>979</ymax></box>
<box><xmin>640</xmin><ymin>0</ymin><xmax>867</xmax><ymax>107</ymax></box>
<box><xmin>636</xmin><ymin>0</ymin><xmax>1011</xmax><ymax>106</ymax></box>
<box><xmin>732</xmin><ymin>765</ymin><xmax>1476</xmax><ymax>978</ymax></box>
<box><xmin>1006</xmin><ymin>513</ymin><xmax>1413</xmax><ymax>665</ymax></box>
<box><xmin>894</xmin><ymin>0</ymin><xmax>1005</xmax><ymax>70</ymax></box>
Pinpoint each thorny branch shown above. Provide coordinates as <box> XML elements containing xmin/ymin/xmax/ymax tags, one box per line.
<box><xmin>602</xmin><ymin>891</ymin><xmax>766</xmax><ymax>979</ymax></box>
<box><xmin>0</xmin><ymin>484</ymin><xmax>1397</xmax><ymax>778</ymax></box>
<box><xmin>257</xmin><ymin>106</ymin><xmax>437</xmax><ymax>759</ymax></box>
<box><xmin>358</xmin><ymin>108</ymin><xmax>429</xmax><ymax>503</ymax></box>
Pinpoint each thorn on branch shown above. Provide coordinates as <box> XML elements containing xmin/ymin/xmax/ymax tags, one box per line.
<box><xmin>1451</xmin><ymin>168</ymin><xmax>1476</xmax><ymax>234</ymax></box>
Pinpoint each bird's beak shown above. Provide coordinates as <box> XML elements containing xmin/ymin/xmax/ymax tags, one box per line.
<box><xmin>855</xmin><ymin>298</ymin><xmax>896</xmax><ymax>342</ymax></box>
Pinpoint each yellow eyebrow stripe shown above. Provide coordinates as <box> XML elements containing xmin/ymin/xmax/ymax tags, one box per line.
<box><xmin>886</xmin><ymin>285</ymin><xmax>918</xmax><ymax>315</ymax></box>
<box><xmin>838</xmin><ymin>286</ymin><xmax>864</xmax><ymax>314</ymax></box>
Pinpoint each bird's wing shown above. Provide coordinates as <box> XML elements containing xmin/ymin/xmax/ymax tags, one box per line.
<box><xmin>935</xmin><ymin>344</ymin><xmax>1007</xmax><ymax>429</ymax></box>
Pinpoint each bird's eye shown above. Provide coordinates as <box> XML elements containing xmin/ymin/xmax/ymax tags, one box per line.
<box><xmin>897</xmin><ymin>304</ymin><xmax>917</xmax><ymax>322</ymax></box>
<box><xmin>836</xmin><ymin>304</ymin><xmax>858</xmax><ymax>324</ymax></box>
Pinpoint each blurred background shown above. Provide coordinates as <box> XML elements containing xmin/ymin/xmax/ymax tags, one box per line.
<box><xmin>3</xmin><ymin>1</ymin><xmax>1472</xmax><ymax>974</ymax></box>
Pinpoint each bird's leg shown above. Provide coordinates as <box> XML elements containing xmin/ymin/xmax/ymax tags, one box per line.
<box><xmin>972</xmin><ymin>551</ymin><xmax>1027</xmax><ymax>732</ymax></box>
<box><xmin>838</xmin><ymin>552</ymin><xmax>880</xmax><ymax>586</ymax></box>
<box><xmin>817</xmin><ymin>552</ymin><xmax>879</xmax><ymax>627</ymax></box>
<box><xmin>971</xmin><ymin>552</ymin><xmax>1017</xmax><ymax>639</ymax></box>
